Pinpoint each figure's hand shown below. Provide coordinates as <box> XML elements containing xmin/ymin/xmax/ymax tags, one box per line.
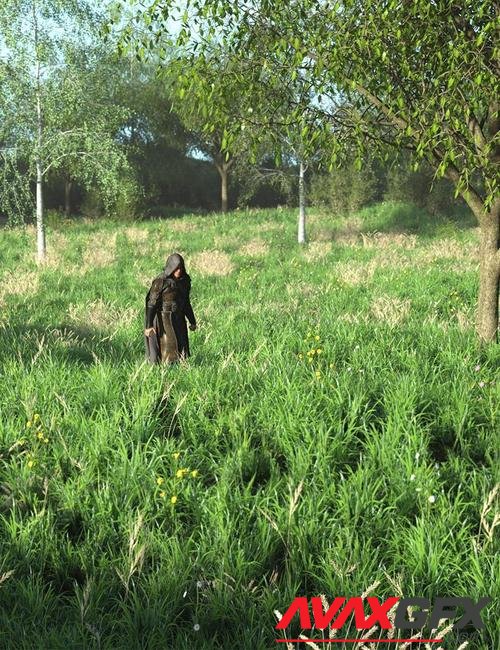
<box><xmin>189</xmin><ymin>323</ymin><xmax>197</xmax><ymax>331</ymax></box>
<box><xmin>144</xmin><ymin>327</ymin><xmax>156</xmax><ymax>337</ymax></box>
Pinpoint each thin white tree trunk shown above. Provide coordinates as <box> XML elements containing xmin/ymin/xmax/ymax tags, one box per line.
<box><xmin>298</xmin><ymin>160</ymin><xmax>306</xmax><ymax>244</ymax></box>
<box><xmin>36</xmin><ymin>155</ymin><xmax>45</xmax><ymax>261</ymax></box>
<box><xmin>33</xmin><ymin>0</ymin><xmax>45</xmax><ymax>262</ymax></box>
<box><xmin>221</xmin><ymin>163</ymin><xmax>228</xmax><ymax>213</ymax></box>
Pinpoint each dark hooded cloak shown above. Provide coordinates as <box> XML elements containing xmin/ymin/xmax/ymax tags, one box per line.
<box><xmin>144</xmin><ymin>253</ymin><xmax>197</xmax><ymax>364</ymax></box>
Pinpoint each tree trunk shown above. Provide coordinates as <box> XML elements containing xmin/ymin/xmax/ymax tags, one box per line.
<box><xmin>34</xmin><ymin>0</ymin><xmax>45</xmax><ymax>262</ymax></box>
<box><xmin>220</xmin><ymin>163</ymin><xmax>228</xmax><ymax>213</ymax></box>
<box><xmin>298</xmin><ymin>160</ymin><xmax>307</xmax><ymax>244</ymax></box>
<box><xmin>36</xmin><ymin>157</ymin><xmax>45</xmax><ymax>261</ymax></box>
<box><xmin>476</xmin><ymin>200</ymin><xmax>500</xmax><ymax>343</ymax></box>
<box><xmin>65</xmin><ymin>178</ymin><xmax>72</xmax><ymax>216</ymax></box>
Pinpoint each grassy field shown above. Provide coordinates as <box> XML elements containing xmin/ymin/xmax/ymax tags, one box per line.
<box><xmin>0</xmin><ymin>202</ymin><xmax>498</xmax><ymax>649</ymax></box>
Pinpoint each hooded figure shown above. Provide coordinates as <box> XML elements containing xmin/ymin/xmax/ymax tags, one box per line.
<box><xmin>144</xmin><ymin>253</ymin><xmax>197</xmax><ymax>364</ymax></box>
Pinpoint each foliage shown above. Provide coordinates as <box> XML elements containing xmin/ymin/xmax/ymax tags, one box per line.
<box><xmin>113</xmin><ymin>0</ymin><xmax>498</xmax><ymax>213</ymax></box>
<box><xmin>0</xmin><ymin>149</ymin><xmax>34</xmax><ymax>225</ymax></box>
<box><xmin>310</xmin><ymin>159</ymin><xmax>379</xmax><ymax>215</ymax></box>
<box><xmin>384</xmin><ymin>155</ymin><xmax>463</xmax><ymax>217</ymax></box>
<box><xmin>234</xmin><ymin>155</ymin><xmax>298</xmax><ymax>208</ymax></box>
<box><xmin>0</xmin><ymin>1</ymin><xmax>133</xmax><ymax>222</ymax></box>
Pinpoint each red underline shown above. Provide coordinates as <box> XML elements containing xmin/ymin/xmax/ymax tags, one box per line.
<box><xmin>276</xmin><ymin>640</ymin><xmax>442</xmax><ymax>644</ymax></box>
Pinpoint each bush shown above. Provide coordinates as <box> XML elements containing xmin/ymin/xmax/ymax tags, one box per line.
<box><xmin>310</xmin><ymin>159</ymin><xmax>379</xmax><ymax>215</ymax></box>
<box><xmin>384</xmin><ymin>155</ymin><xmax>460</xmax><ymax>216</ymax></box>
<box><xmin>80</xmin><ymin>175</ymin><xmax>141</xmax><ymax>221</ymax></box>
<box><xmin>44</xmin><ymin>209</ymin><xmax>71</xmax><ymax>228</ymax></box>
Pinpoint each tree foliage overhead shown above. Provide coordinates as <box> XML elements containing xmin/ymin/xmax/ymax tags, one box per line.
<box><xmin>115</xmin><ymin>0</ymin><xmax>498</xmax><ymax>212</ymax></box>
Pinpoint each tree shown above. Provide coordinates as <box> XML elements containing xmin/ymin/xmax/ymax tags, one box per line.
<box><xmin>0</xmin><ymin>1</ymin><xmax>131</xmax><ymax>259</ymax></box>
<box><xmin>113</xmin><ymin>1</ymin><xmax>499</xmax><ymax>342</ymax></box>
<box><xmin>164</xmin><ymin>55</ymin><xmax>263</xmax><ymax>213</ymax></box>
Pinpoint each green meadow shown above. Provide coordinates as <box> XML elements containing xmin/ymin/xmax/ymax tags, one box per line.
<box><xmin>0</xmin><ymin>204</ymin><xmax>498</xmax><ymax>649</ymax></box>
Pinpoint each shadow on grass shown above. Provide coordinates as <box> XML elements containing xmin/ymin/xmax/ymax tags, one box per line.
<box><xmin>357</xmin><ymin>201</ymin><xmax>477</xmax><ymax>237</ymax></box>
<box><xmin>0</xmin><ymin>321</ymin><xmax>137</xmax><ymax>367</ymax></box>
<box><xmin>151</xmin><ymin>387</ymin><xmax>183</xmax><ymax>438</ymax></box>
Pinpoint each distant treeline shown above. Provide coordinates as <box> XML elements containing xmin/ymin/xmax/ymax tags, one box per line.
<box><xmin>9</xmin><ymin>149</ymin><xmax>460</xmax><ymax>224</ymax></box>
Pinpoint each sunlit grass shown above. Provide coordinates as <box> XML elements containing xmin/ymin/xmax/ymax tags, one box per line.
<box><xmin>0</xmin><ymin>204</ymin><xmax>498</xmax><ymax>649</ymax></box>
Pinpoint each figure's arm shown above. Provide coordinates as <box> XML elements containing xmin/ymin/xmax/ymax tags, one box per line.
<box><xmin>184</xmin><ymin>279</ymin><xmax>197</xmax><ymax>328</ymax></box>
<box><xmin>185</xmin><ymin>300</ymin><xmax>196</xmax><ymax>328</ymax></box>
<box><xmin>145</xmin><ymin>278</ymin><xmax>163</xmax><ymax>329</ymax></box>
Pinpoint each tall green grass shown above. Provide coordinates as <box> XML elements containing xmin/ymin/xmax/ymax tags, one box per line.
<box><xmin>0</xmin><ymin>204</ymin><xmax>498</xmax><ymax>649</ymax></box>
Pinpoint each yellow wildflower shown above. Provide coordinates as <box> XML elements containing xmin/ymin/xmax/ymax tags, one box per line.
<box><xmin>37</xmin><ymin>432</ymin><xmax>44</xmax><ymax>440</ymax></box>
<box><xmin>316</xmin><ymin>348</ymin><xmax>322</xmax><ymax>354</ymax></box>
<box><xmin>159</xmin><ymin>491</ymin><xmax>166</xmax><ymax>498</ymax></box>
<box><xmin>26</xmin><ymin>421</ymin><xmax>32</xmax><ymax>428</ymax></box>
<box><xmin>298</xmin><ymin>353</ymin><xmax>303</xmax><ymax>359</ymax></box>
<box><xmin>176</xmin><ymin>468</ymin><xmax>189</xmax><ymax>479</ymax></box>
<box><xmin>315</xmin><ymin>371</ymin><xmax>321</xmax><ymax>378</ymax></box>
<box><xmin>33</xmin><ymin>414</ymin><xmax>40</xmax><ymax>422</ymax></box>
<box><xmin>172</xmin><ymin>452</ymin><xmax>180</xmax><ymax>460</ymax></box>
<box><xmin>315</xmin><ymin>335</ymin><xmax>320</xmax><ymax>341</ymax></box>
<box><xmin>156</xmin><ymin>477</ymin><xmax>164</xmax><ymax>486</ymax></box>
<box><xmin>191</xmin><ymin>470</ymin><xmax>199</xmax><ymax>478</ymax></box>
<box><xmin>170</xmin><ymin>495</ymin><xmax>178</xmax><ymax>505</ymax></box>
<box><xmin>27</xmin><ymin>460</ymin><xmax>34</xmax><ymax>468</ymax></box>
<box><xmin>43</xmin><ymin>437</ymin><xmax>49</xmax><ymax>444</ymax></box>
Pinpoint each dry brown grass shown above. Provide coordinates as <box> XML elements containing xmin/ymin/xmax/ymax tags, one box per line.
<box><xmin>302</xmin><ymin>241</ymin><xmax>332</xmax><ymax>262</ymax></box>
<box><xmin>0</xmin><ymin>271</ymin><xmax>40</xmax><ymax>306</ymax></box>
<box><xmin>213</xmin><ymin>234</ymin><xmax>241</xmax><ymax>249</ymax></box>
<box><xmin>335</xmin><ymin>259</ymin><xmax>378</xmax><ymax>286</ymax></box>
<box><xmin>257</xmin><ymin>221</ymin><xmax>286</xmax><ymax>233</ymax></box>
<box><xmin>41</xmin><ymin>232</ymin><xmax>69</xmax><ymax>268</ymax></box>
<box><xmin>337</xmin><ymin>312</ymin><xmax>364</xmax><ymax>325</ymax></box>
<box><xmin>191</xmin><ymin>249</ymin><xmax>234</xmax><ymax>276</ymax></box>
<box><xmin>68</xmin><ymin>299</ymin><xmax>136</xmax><ymax>331</ymax></box>
<box><xmin>306</xmin><ymin>212</ymin><xmax>330</xmax><ymax>226</ymax></box>
<box><xmin>361</xmin><ymin>231</ymin><xmax>418</xmax><ymax>249</ymax></box>
<box><xmin>239</xmin><ymin>238</ymin><xmax>269</xmax><ymax>257</ymax></box>
<box><xmin>167</xmin><ymin>220</ymin><xmax>197</xmax><ymax>233</ymax></box>
<box><xmin>414</xmin><ymin>238</ymin><xmax>479</xmax><ymax>266</ymax></box>
<box><xmin>78</xmin><ymin>232</ymin><xmax>117</xmax><ymax>272</ymax></box>
<box><xmin>371</xmin><ymin>295</ymin><xmax>411</xmax><ymax>326</ymax></box>
<box><xmin>313</xmin><ymin>227</ymin><xmax>336</xmax><ymax>242</ymax></box>
<box><xmin>137</xmin><ymin>273</ymin><xmax>155</xmax><ymax>289</ymax></box>
<box><xmin>124</xmin><ymin>227</ymin><xmax>149</xmax><ymax>244</ymax></box>
<box><xmin>152</xmin><ymin>242</ymin><xmax>183</xmax><ymax>260</ymax></box>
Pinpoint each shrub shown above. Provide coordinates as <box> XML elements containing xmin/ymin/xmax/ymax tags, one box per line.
<box><xmin>310</xmin><ymin>159</ymin><xmax>378</xmax><ymax>215</ymax></box>
<box><xmin>384</xmin><ymin>154</ymin><xmax>460</xmax><ymax>216</ymax></box>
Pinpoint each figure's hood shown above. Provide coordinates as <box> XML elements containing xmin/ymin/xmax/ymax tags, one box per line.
<box><xmin>163</xmin><ymin>253</ymin><xmax>185</xmax><ymax>277</ymax></box>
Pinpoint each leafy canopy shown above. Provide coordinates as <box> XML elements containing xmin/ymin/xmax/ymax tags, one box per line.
<box><xmin>113</xmin><ymin>0</ymin><xmax>499</xmax><ymax>214</ymax></box>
